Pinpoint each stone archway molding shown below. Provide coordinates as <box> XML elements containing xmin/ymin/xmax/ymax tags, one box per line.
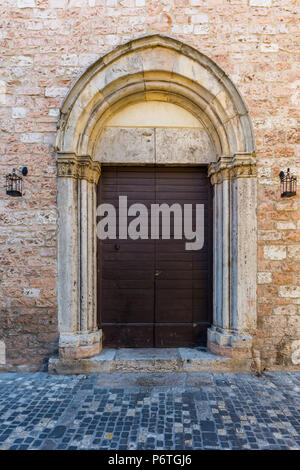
<box><xmin>55</xmin><ymin>35</ymin><xmax>257</xmax><ymax>363</ymax></box>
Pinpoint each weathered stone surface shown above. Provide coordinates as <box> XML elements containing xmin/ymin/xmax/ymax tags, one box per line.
<box><xmin>97</xmin><ymin>126</ymin><xmax>215</xmax><ymax>164</ymax></box>
<box><xmin>279</xmin><ymin>286</ymin><xmax>300</xmax><ymax>299</ymax></box>
<box><xmin>258</xmin><ymin>272</ymin><xmax>272</xmax><ymax>284</ymax></box>
<box><xmin>106</xmin><ymin>101</ymin><xmax>203</xmax><ymax>128</ymax></box>
<box><xmin>58</xmin><ymin>36</ymin><xmax>252</xmax><ymax>157</ymax></box>
<box><xmin>264</xmin><ymin>246</ymin><xmax>287</xmax><ymax>260</ymax></box>
<box><xmin>1</xmin><ymin>372</ymin><xmax>300</xmax><ymax>449</ymax></box>
<box><xmin>156</xmin><ymin>128</ymin><xmax>216</xmax><ymax>164</ymax></box>
<box><xmin>96</xmin><ymin>127</ymin><xmax>155</xmax><ymax>163</ymax></box>
<box><xmin>0</xmin><ymin>341</ymin><xmax>5</xmax><ymax>365</ymax></box>
<box><xmin>250</xmin><ymin>0</ymin><xmax>272</xmax><ymax>6</ymax></box>
<box><xmin>48</xmin><ymin>347</ymin><xmax>246</xmax><ymax>374</ymax></box>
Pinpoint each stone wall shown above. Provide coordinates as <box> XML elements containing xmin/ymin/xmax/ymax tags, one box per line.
<box><xmin>0</xmin><ymin>0</ymin><xmax>299</xmax><ymax>370</ymax></box>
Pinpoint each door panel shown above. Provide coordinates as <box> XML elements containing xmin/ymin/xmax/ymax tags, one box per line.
<box><xmin>98</xmin><ymin>167</ymin><xmax>155</xmax><ymax>347</ymax></box>
<box><xmin>103</xmin><ymin>325</ymin><xmax>154</xmax><ymax>348</ymax></box>
<box><xmin>97</xmin><ymin>166</ymin><xmax>212</xmax><ymax>348</ymax></box>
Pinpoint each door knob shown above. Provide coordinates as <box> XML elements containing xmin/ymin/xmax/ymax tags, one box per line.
<box><xmin>155</xmin><ymin>270</ymin><xmax>162</xmax><ymax>277</ymax></box>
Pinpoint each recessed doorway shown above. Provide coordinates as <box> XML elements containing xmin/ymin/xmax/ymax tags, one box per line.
<box><xmin>97</xmin><ymin>166</ymin><xmax>213</xmax><ymax>348</ymax></box>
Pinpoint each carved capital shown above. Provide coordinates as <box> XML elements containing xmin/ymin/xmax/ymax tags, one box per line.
<box><xmin>77</xmin><ymin>156</ymin><xmax>101</xmax><ymax>184</ymax></box>
<box><xmin>57</xmin><ymin>153</ymin><xmax>78</xmax><ymax>179</ymax></box>
<box><xmin>231</xmin><ymin>153</ymin><xmax>257</xmax><ymax>179</ymax></box>
<box><xmin>208</xmin><ymin>152</ymin><xmax>256</xmax><ymax>185</ymax></box>
<box><xmin>57</xmin><ymin>153</ymin><xmax>101</xmax><ymax>184</ymax></box>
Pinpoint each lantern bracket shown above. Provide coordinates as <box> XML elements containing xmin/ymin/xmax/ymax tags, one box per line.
<box><xmin>279</xmin><ymin>168</ymin><xmax>297</xmax><ymax>198</ymax></box>
<box><xmin>6</xmin><ymin>167</ymin><xmax>28</xmax><ymax>197</ymax></box>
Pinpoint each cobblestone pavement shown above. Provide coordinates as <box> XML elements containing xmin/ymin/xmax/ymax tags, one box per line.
<box><xmin>0</xmin><ymin>372</ymin><xmax>299</xmax><ymax>450</ymax></box>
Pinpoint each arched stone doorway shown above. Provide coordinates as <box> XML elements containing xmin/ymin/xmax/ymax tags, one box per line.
<box><xmin>96</xmin><ymin>102</ymin><xmax>214</xmax><ymax>349</ymax></box>
<box><xmin>55</xmin><ymin>35</ymin><xmax>257</xmax><ymax>363</ymax></box>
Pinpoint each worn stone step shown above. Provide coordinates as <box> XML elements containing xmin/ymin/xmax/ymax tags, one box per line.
<box><xmin>48</xmin><ymin>348</ymin><xmax>247</xmax><ymax>374</ymax></box>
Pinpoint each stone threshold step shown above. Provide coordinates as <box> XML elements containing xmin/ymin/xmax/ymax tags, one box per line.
<box><xmin>49</xmin><ymin>348</ymin><xmax>247</xmax><ymax>374</ymax></box>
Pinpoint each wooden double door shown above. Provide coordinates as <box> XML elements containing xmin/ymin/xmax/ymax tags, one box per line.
<box><xmin>97</xmin><ymin>166</ymin><xmax>212</xmax><ymax>348</ymax></box>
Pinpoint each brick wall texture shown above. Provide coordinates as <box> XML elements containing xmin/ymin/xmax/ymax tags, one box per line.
<box><xmin>0</xmin><ymin>0</ymin><xmax>299</xmax><ymax>370</ymax></box>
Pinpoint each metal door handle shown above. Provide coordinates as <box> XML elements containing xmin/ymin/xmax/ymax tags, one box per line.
<box><xmin>155</xmin><ymin>270</ymin><xmax>162</xmax><ymax>277</ymax></box>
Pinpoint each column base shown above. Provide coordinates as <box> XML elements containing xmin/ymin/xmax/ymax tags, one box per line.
<box><xmin>59</xmin><ymin>329</ymin><xmax>102</xmax><ymax>360</ymax></box>
<box><xmin>207</xmin><ymin>326</ymin><xmax>253</xmax><ymax>360</ymax></box>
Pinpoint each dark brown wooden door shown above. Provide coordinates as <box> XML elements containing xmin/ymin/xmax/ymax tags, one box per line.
<box><xmin>97</xmin><ymin>166</ymin><xmax>212</xmax><ymax>348</ymax></box>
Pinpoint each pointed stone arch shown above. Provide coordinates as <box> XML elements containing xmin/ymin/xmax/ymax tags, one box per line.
<box><xmin>55</xmin><ymin>35</ymin><xmax>257</xmax><ymax>364</ymax></box>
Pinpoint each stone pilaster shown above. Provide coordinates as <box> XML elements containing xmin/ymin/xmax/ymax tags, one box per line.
<box><xmin>207</xmin><ymin>153</ymin><xmax>257</xmax><ymax>361</ymax></box>
<box><xmin>57</xmin><ymin>153</ymin><xmax>102</xmax><ymax>360</ymax></box>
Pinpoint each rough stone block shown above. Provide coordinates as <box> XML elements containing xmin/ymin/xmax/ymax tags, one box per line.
<box><xmin>279</xmin><ymin>286</ymin><xmax>300</xmax><ymax>299</ymax></box>
<box><xmin>20</xmin><ymin>133</ymin><xmax>43</xmax><ymax>143</ymax></box>
<box><xmin>156</xmin><ymin>128</ymin><xmax>216</xmax><ymax>164</ymax></box>
<box><xmin>250</xmin><ymin>0</ymin><xmax>272</xmax><ymax>6</ymax></box>
<box><xmin>264</xmin><ymin>246</ymin><xmax>286</xmax><ymax>260</ymax></box>
<box><xmin>45</xmin><ymin>87</ymin><xmax>68</xmax><ymax>98</ymax></box>
<box><xmin>12</xmin><ymin>107</ymin><xmax>27</xmax><ymax>118</ymax></box>
<box><xmin>258</xmin><ymin>272</ymin><xmax>272</xmax><ymax>284</ymax></box>
<box><xmin>49</xmin><ymin>0</ymin><xmax>67</xmax><ymax>7</ymax></box>
<box><xmin>0</xmin><ymin>80</ymin><xmax>6</xmax><ymax>105</ymax></box>
<box><xmin>96</xmin><ymin>127</ymin><xmax>155</xmax><ymax>164</ymax></box>
<box><xmin>194</xmin><ymin>25</ymin><xmax>210</xmax><ymax>35</ymax></box>
<box><xmin>0</xmin><ymin>341</ymin><xmax>5</xmax><ymax>365</ymax></box>
<box><xmin>288</xmin><ymin>246</ymin><xmax>300</xmax><ymax>260</ymax></box>
<box><xmin>260</xmin><ymin>43</ymin><xmax>279</xmax><ymax>53</ymax></box>
<box><xmin>17</xmin><ymin>0</ymin><xmax>35</xmax><ymax>7</ymax></box>
<box><xmin>191</xmin><ymin>14</ymin><xmax>209</xmax><ymax>24</ymax></box>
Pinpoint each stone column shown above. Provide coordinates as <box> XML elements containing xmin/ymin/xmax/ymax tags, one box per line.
<box><xmin>57</xmin><ymin>153</ymin><xmax>102</xmax><ymax>360</ymax></box>
<box><xmin>207</xmin><ymin>153</ymin><xmax>257</xmax><ymax>358</ymax></box>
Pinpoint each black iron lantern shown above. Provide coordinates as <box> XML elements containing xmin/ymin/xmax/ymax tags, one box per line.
<box><xmin>279</xmin><ymin>168</ymin><xmax>297</xmax><ymax>198</ymax></box>
<box><xmin>6</xmin><ymin>167</ymin><xmax>28</xmax><ymax>197</ymax></box>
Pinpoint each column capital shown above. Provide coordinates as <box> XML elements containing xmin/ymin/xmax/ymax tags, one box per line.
<box><xmin>57</xmin><ymin>153</ymin><xmax>101</xmax><ymax>184</ymax></box>
<box><xmin>208</xmin><ymin>152</ymin><xmax>256</xmax><ymax>184</ymax></box>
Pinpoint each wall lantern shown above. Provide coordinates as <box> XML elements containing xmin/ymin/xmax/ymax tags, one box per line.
<box><xmin>279</xmin><ymin>168</ymin><xmax>297</xmax><ymax>198</ymax></box>
<box><xmin>6</xmin><ymin>167</ymin><xmax>28</xmax><ymax>197</ymax></box>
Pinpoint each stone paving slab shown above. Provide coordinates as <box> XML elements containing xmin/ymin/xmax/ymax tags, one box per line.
<box><xmin>115</xmin><ymin>349</ymin><xmax>181</xmax><ymax>360</ymax></box>
<box><xmin>0</xmin><ymin>372</ymin><xmax>299</xmax><ymax>450</ymax></box>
